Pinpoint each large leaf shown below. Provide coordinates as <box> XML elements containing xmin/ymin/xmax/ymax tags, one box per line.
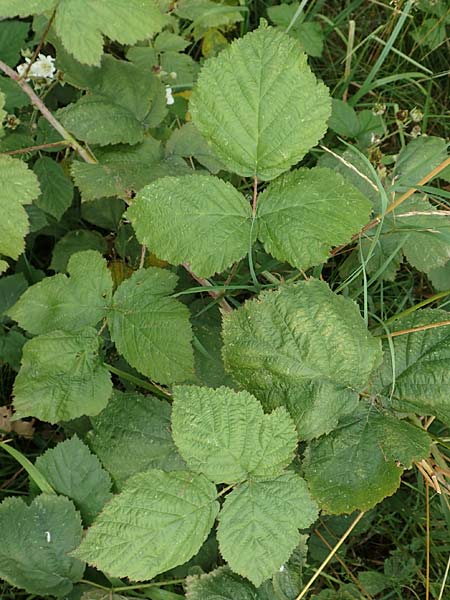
<box><xmin>372</xmin><ymin>309</ymin><xmax>450</xmax><ymax>424</ymax></box>
<box><xmin>172</xmin><ymin>386</ymin><xmax>297</xmax><ymax>483</ymax></box>
<box><xmin>107</xmin><ymin>268</ymin><xmax>194</xmax><ymax>384</ymax></box>
<box><xmin>0</xmin><ymin>155</ymin><xmax>40</xmax><ymax>260</ymax></box>
<box><xmin>257</xmin><ymin>167</ymin><xmax>371</xmax><ymax>270</ymax></box>
<box><xmin>74</xmin><ymin>470</ymin><xmax>219</xmax><ymax>580</ymax></box>
<box><xmin>303</xmin><ymin>405</ymin><xmax>431</xmax><ymax>513</ymax></box>
<box><xmin>13</xmin><ymin>327</ymin><xmax>112</xmax><ymax>423</ymax></box>
<box><xmin>217</xmin><ymin>472</ymin><xmax>318</xmax><ymax>586</ymax></box>
<box><xmin>222</xmin><ymin>280</ymin><xmax>382</xmax><ymax>434</ymax></box>
<box><xmin>190</xmin><ymin>26</ymin><xmax>331</xmax><ymax>180</ymax></box>
<box><xmin>9</xmin><ymin>251</ymin><xmax>113</xmax><ymax>335</ymax></box>
<box><xmin>0</xmin><ymin>494</ymin><xmax>84</xmax><ymax>597</ymax></box>
<box><xmin>89</xmin><ymin>391</ymin><xmax>185</xmax><ymax>488</ymax></box>
<box><xmin>127</xmin><ymin>175</ymin><xmax>254</xmax><ymax>277</ymax></box>
<box><xmin>34</xmin><ymin>435</ymin><xmax>112</xmax><ymax>524</ymax></box>
<box><xmin>33</xmin><ymin>157</ymin><xmax>74</xmax><ymax>220</ymax></box>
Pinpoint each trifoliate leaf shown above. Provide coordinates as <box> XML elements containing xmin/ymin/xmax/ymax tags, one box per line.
<box><xmin>256</xmin><ymin>167</ymin><xmax>371</xmax><ymax>270</ymax></box>
<box><xmin>9</xmin><ymin>251</ymin><xmax>112</xmax><ymax>335</ymax></box>
<box><xmin>71</xmin><ymin>138</ymin><xmax>189</xmax><ymax>201</ymax></box>
<box><xmin>107</xmin><ymin>268</ymin><xmax>194</xmax><ymax>384</ymax></box>
<box><xmin>0</xmin><ymin>494</ymin><xmax>84</xmax><ymax>597</ymax></box>
<box><xmin>217</xmin><ymin>472</ymin><xmax>318</xmax><ymax>586</ymax></box>
<box><xmin>190</xmin><ymin>26</ymin><xmax>331</xmax><ymax>180</ymax></box>
<box><xmin>0</xmin><ymin>155</ymin><xmax>40</xmax><ymax>260</ymax></box>
<box><xmin>34</xmin><ymin>435</ymin><xmax>112</xmax><ymax>524</ymax></box>
<box><xmin>127</xmin><ymin>175</ymin><xmax>254</xmax><ymax>277</ymax></box>
<box><xmin>33</xmin><ymin>157</ymin><xmax>73</xmax><ymax>219</ymax></box>
<box><xmin>13</xmin><ymin>327</ymin><xmax>112</xmax><ymax>423</ymax></box>
<box><xmin>222</xmin><ymin>279</ymin><xmax>382</xmax><ymax>413</ymax></box>
<box><xmin>186</xmin><ymin>566</ymin><xmax>263</xmax><ymax>600</ymax></box>
<box><xmin>303</xmin><ymin>405</ymin><xmax>431</xmax><ymax>513</ymax></box>
<box><xmin>54</xmin><ymin>0</ymin><xmax>166</xmax><ymax>66</ymax></box>
<box><xmin>74</xmin><ymin>470</ymin><xmax>219</xmax><ymax>580</ymax></box>
<box><xmin>89</xmin><ymin>391</ymin><xmax>185</xmax><ymax>489</ymax></box>
<box><xmin>172</xmin><ymin>386</ymin><xmax>297</xmax><ymax>483</ymax></box>
<box><xmin>50</xmin><ymin>230</ymin><xmax>107</xmax><ymax>272</ymax></box>
<box><xmin>58</xmin><ymin>96</ymin><xmax>144</xmax><ymax>146</ymax></box>
<box><xmin>372</xmin><ymin>309</ymin><xmax>450</xmax><ymax>424</ymax></box>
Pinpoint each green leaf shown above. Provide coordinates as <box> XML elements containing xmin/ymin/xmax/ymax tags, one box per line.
<box><xmin>53</xmin><ymin>0</ymin><xmax>166</xmax><ymax>66</ymax></box>
<box><xmin>58</xmin><ymin>96</ymin><xmax>144</xmax><ymax>146</ymax></box>
<box><xmin>303</xmin><ymin>405</ymin><xmax>431</xmax><ymax>513</ymax></box>
<box><xmin>372</xmin><ymin>309</ymin><xmax>450</xmax><ymax>424</ymax></box>
<box><xmin>0</xmin><ymin>327</ymin><xmax>26</xmax><ymax>370</ymax></box>
<box><xmin>0</xmin><ymin>155</ymin><xmax>40</xmax><ymax>260</ymax></box>
<box><xmin>393</xmin><ymin>136</ymin><xmax>448</xmax><ymax>189</ymax></box>
<box><xmin>166</xmin><ymin>122</ymin><xmax>224</xmax><ymax>174</ymax></box>
<box><xmin>89</xmin><ymin>391</ymin><xmax>185</xmax><ymax>489</ymax></box>
<box><xmin>266</xmin><ymin>5</ymin><xmax>324</xmax><ymax>56</ymax></box>
<box><xmin>81</xmin><ymin>197</ymin><xmax>125</xmax><ymax>230</ymax></box>
<box><xmin>172</xmin><ymin>385</ymin><xmax>297</xmax><ymax>484</ymax></box>
<box><xmin>222</xmin><ymin>280</ymin><xmax>382</xmax><ymax>426</ymax></box>
<box><xmin>74</xmin><ymin>470</ymin><xmax>219</xmax><ymax>580</ymax></box>
<box><xmin>217</xmin><ymin>472</ymin><xmax>318</xmax><ymax>586</ymax></box>
<box><xmin>256</xmin><ymin>167</ymin><xmax>371</xmax><ymax>270</ymax></box>
<box><xmin>9</xmin><ymin>250</ymin><xmax>113</xmax><ymax>334</ymax></box>
<box><xmin>34</xmin><ymin>435</ymin><xmax>112</xmax><ymax>524</ymax></box>
<box><xmin>13</xmin><ymin>327</ymin><xmax>113</xmax><ymax>423</ymax></box>
<box><xmin>33</xmin><ymin>157</ymin><xmax>74</xmax><ymax>219</ymax></box>
<box><xmin>0</xmin><ymin>494</ymin><xmax>84</xmax><ymax>597</ymax></box>
<box><xmin>186</xmin><ymin>566</ymin><xmax>263</xmax><ymax>600</ymax></box>
<box><xmin>190</xmin><ymin>26</ymin><xmax>331</xmax><ymax>180</ymax></box>
<box><xmin>107</xmin><ymin>268</ymin><xmax>194</xmax><ymax>384</ymax></box>
<box><xmin>0</xmin><ymin>273</ymin><xmax>28</xmax><ymax>317</ymax></box>
<box><xmin>71</xmin><ymin>139</ymin><xmax>189</xmax><ymax>201</ymax></box>
<box><xmin>127</xmin><ymin>175</ymin><xmax>254</xmax><ymax>277</ymax></box>
<box><xmin>429</xmin><ymin>260</ymin><xmax>450</xmax><ymax>291</ymax></box>
<box><xmin>328</xmin><ymin>99</ymin><xmax>361</xmax><ymax>137</ymax></box>
<box><xmin>0</xmin><ymin>20</ymin><xmax>29</xmax><ymax>66</ymax></box>
<box><xmin>0</xmin><ymin>0</ymin><xmax>56</xmax><ymax>17</ymax></box>
<box><xmin>50</xmin><ymin>230</ymin><xmax>107</xmax><ymax>272</ymax></box>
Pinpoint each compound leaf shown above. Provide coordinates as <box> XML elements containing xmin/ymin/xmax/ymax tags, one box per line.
<box><xmin>89</xmin><ymin>391</ymin><xmax>185</xmax><ymax>489</ymax></box>
<box><xmin>217</xmin><ymin>472</ymin><xmax>318</xmax><ymax>586</ymax></box>
<box><xmin>257</xmin><ymin>167</ymin><xmax>371</xmax><ymax>270</ymax></box>
<box><xmin>9</xmin><ymin>250</ymin><xmax>113</xmax><ymax>335</ymax></box>
<box><xmin>0</xmin><ymin>494</ymin><xmax>84</xmax><ymax>597</ymax></box>
<box><xmin>74</xmin><ymin>470</ymin><xmax>219</xmax><ymax>580</ymax></box>
<box><xmin>127</xmin><ymin>175</ymin><xmax>254</xmax><ymax>278</ymax></box>
<box><xmin>107</xmin><ymin>268</ymin><xmax>194</xmax><ymax>384</ymax></box>
<box><xmin>190</xmin><ymin>26</ymin><xmax>331</xmax><ymax>180</ymax></box>
<box><xmin>0</xmin><ymin>155</ymin><xmax>40</xmax><ymax>260</ymax></box>
<box><xmin>13</xmin><ymin>327</ymin><xmax>112</xmax><ymax>423</ymax></box>
<box><xmin>172</xmin><ymin>385</ymin><xmax>297</xmax><ymax>483</ymax></box>
<box><xmin>34</xmin><ymin>435</ymin><xmax>112</xmax><ymax>524</ymax></box>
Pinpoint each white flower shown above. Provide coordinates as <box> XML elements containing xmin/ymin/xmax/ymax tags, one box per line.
<box><xmin>17</xmin><ymin>54</ymin><xmax>56</xmax><ymax>81</ymax></box>
<box><xmin>165</xmin><ymin>85</ymin><xmax>175</xmax><ymax>105</ymax></box>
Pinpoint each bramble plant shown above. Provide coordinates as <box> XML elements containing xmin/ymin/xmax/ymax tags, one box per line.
<box><xmin>0</xmin><ymin>1</ymin><xmax>450</xmax><ymax>599</ymax></box>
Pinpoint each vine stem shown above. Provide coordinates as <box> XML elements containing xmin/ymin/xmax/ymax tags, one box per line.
<box><xmin>0</xmin><ymin>59</ymin><xmax>97</xmax><ymax>164</ymax></box>
<box><xmin>252</xmin><ymin>175</ymin><xmax>258</xmax><ymax>217</ymax></box>
<box><xmin>182</xmin><ymin>262</ymin><xmax>232</xmax><ymax>313</ymax></box>
<box><xmin>104</xmin><ymin>363</ymin><xmax>171</xmax><ymax>399</ymax></box>
<box><xmin>295</xmin><ymin>511</ymin><xmax>365</xmax><ymax>600</ymax></box>
<box><xmin>80</xmin><ymin>578</ymin><xmax>186</xmax><ymax>592</ymax></box>
<box><xmin>3</xmin><ymin>141</ymin><xmax>69</xmax><ymax>155</ymax></box>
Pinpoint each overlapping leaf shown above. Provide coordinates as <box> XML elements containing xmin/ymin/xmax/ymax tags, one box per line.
<box><xmin>33</xmin><ymin>157</ymin><xmax>73</xmax><ymax>219</ymax></box>
<box><xmin>74</xmin><ymin>470</ymin><xmax>219</xmax><ymax>580</ymax></box>
<box><xmin>172</xmin><ymin>386</ymin><xmax>297</xmax><ymax>483</ymax></box>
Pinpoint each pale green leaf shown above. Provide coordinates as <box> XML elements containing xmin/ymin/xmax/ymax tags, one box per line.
<box><xmin>186</xmin><ymin>566</ymin><xmax>263</xmax><ymax>600</ymax></box>
<box><xmin>71</xmin><ymin>139</ymin><xmax>189</xmax><ymax>201</ymax></box>
<box><xmin>33</xmin><ymin>156</ymin><xmax>73</xmax><ymax>219</ymax></box>
<box><xmin>372</xmin><ymin>309</ymin><xmax>450</xmax><ymax>424</ymax></box>
<box><xmin>0</xmin><ymin>260</ymin><xmax>8</xmax><ymax>274</ymax></box>
<box><xmin>58</xmin><ymin>96</ymin><xmax>144</xmax><ymax>146</ymax></box>
<box><xmin>172</xmin><ymin>385</ymin><xmax>297</xmax><ymax>483</ymax></box>
<box><xmin>34</xmin><ymin>435</ymin><xmax>112</xmax><ymax>524</ymax></box>
<box><xmin>0</xmin><ymin>494</ymin><xmax>84</xmax><ymax>597</ymax></box>
<box><xmin>107</xmin><ymin>268</ymin><xmax>194</xmax><ymax>384</ymax></box>
<box><xmin>13</xmin><ymin>327</ymin><xmax>113</xmax><ymax>423</ymax></box>
<box><xmin>50</xmin><ymin>230</ymin><xmax>107</xmax><ymax>272</ymax></box>
<box><xmin>74</xmin><ymin>470</ymin><xmax>219</xmax><ymax>580</ymax></box>
<box><xmin>303</xmin><ymin>405</ymin><xmax>431</xmax><ymax>513</ymax></box>
<box><xmin>223</xmin><ymin>279</ymin><xmax>382</xmax><ymax>399</ymax></box>
<box><xmin>256</xmin><ymin>167</ymin><xmax>371</xmax><ymax>270</ymax></box>
<box><xmin>127</xmin><ymin>174</ymin><xmax>254</xmax><ymax>277</ymax></box>
<box><xmin>9</xmin><ymin>250</ymin><xmax>113</xmax><ymax>334</ymax></box>
<box><xmin>0</xmin><ymin>155</ymin><xmax>40</xmax><ymax>260</ymax></box>
<box><xmin>190</xmin><ymin>26</ymin><xmax>331</xmax><ymax>180</ymax></box>
<box><xmin>54</xmin><ymin>0</ymin><xmax>166</xmax><ymax>66</ymax></box>
<box><xmin>89</xmin><ymin>391</ymin><xmax>185</xmax><ymax>489</ymax></box>
<box><xmin>217</xmin><ymin>472</ymin><xmax>318</xmax><ymax>586</ymax></box>
<box><xmin>0</xmin><ymin>0</ymin><xmax>56</xmax><ymax>17</ymax></box>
